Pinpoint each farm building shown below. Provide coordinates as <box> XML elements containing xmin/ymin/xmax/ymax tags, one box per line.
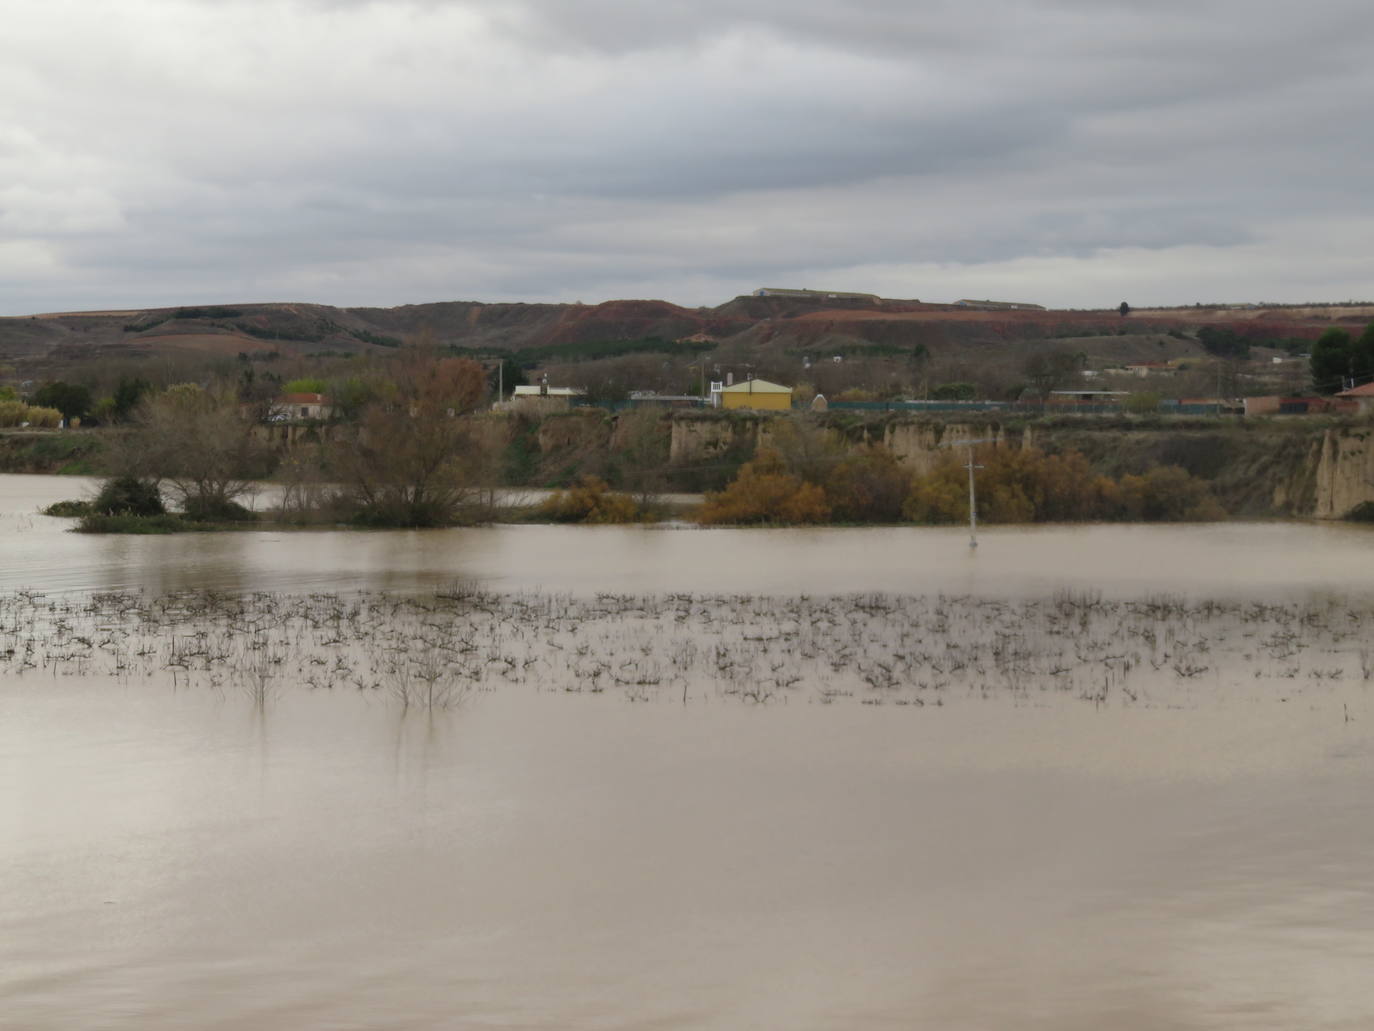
<box><xmin>954</xmin><ymin>299</ymin><xmax>1046</xmax><ymax>311</ymax></box>
<box><xmin>752</xmin><ymin>288</ymin><xmax>881</xmax><ymax>303</ymax></box>
<box><xmin>713</xmin><ymin>379</ymin><xmax>793</xmax><ymax>411</ymax></box>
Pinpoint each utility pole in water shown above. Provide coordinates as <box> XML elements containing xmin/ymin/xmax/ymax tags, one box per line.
<box><xmin>940</xmin><ymin>437</ymin><xmax>993</xmax><ymax>549</ymax></box>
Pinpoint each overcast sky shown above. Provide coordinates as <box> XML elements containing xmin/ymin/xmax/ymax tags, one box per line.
<box><xmin>3</xmin><ymin>0</ymin><xmax>1371</xmax><ymax>314</ymax></box>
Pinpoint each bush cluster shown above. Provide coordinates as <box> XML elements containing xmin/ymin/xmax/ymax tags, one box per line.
<box><xmin>92</xmin><ymin>476</ymin><xmax>166</xmax><ymax>517</ymax></box>
<box><xmin>699</xmin><ymin>442</ymin><xmax>1225</xmax><ymax>526</ymax></box>
<box><xmin>697</xmin><ymin>449</ymin><xmax>830</xmax><ymax>525</ymax></box>
<box><xmin>906</xmin><ymin>448</ymin><xmax>1224</xmax><ymax>524</ymax></box>
<box><xmin>43</xmin><ymin>500</ymin><xmax>92</xmax><ymax>517</ymax></box>
<box><xmin>537</xmin><ymin>476</ymin><xmax>642</xmax><ymax>523</ymax></box>
<box><xmin>0</xmin><ymin>401</ymin><xmax>62</xmax><ymax>427</ymax></box>
<box><xmin>75</xmin><ymin>513</ymin><xmax>186</xmax><ymax>534</ymax></box>
<box><xmin>181</xmin><ymin>496</ymin><xmax>257</xmax><ymax>522</ymax></box>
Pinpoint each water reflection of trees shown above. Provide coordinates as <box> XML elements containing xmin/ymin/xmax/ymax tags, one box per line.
<box><xmin>2</xmin><ymin>587</ymin><xmax>1370</xmax><ymax>712</ymax></box>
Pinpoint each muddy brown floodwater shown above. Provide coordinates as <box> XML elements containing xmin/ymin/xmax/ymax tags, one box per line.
<box><xmin>3</xmin><ymin>473</ymin><xmax>1374</xmax><ymax>1029</ymax></box>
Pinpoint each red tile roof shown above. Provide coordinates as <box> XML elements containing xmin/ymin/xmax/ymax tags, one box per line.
<box><xmin>1336</xmin><ymin>382</ymin><xmax>1374</xmax><ymax>398</ymax></box>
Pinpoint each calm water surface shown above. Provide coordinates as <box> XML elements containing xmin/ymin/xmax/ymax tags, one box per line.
<box><xmin>4</xmin><ymin>473</ymin><xmax>1374</xmax><ymax>1029</ymax></box>
<box><xmin>3</xmin><ymin>474</ymin><xmax>1373</xmax><ymax>597</ymax></box>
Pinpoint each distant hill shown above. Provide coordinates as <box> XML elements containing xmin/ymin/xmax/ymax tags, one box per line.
<box><xmin>3</xmin><ymin>294</ymin><xmax>1370</xmax><ymax>381</ymax></box>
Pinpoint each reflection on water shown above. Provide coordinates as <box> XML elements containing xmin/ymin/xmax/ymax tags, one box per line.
<box><xmin>6</xmin><ymin>473</ymin><xmax>1374</xmax><ymax>598</ymax></box>
<box><xmin>6</xmin><ymin>676</ymin><xmax>1374</xmax><ymax>1029</ymax></box>
<box><xmin>5</xmin><ymin>473</ymin><xmax>1374</xmax><ymax>1028</ymax></box>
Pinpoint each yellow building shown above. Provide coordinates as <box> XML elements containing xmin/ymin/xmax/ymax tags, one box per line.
<box><xmin>717</xmin><ymin>379</ymin><xmax>793</xmax><ymax>411</ymax></box>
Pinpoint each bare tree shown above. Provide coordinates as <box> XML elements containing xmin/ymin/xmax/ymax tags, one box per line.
<box><xmin>329</xmin><ymin>336</ymin><xmax>490</xmax><ymax>526</ymax></box>
<box><xmin>765</xmin><ymin>416</ymin><xmax>847</xmax><ymax>484</ymax></box>
<box><xmin>610</xmin><ymin>407</ymin><xmax>671</xmax><ymax>505</ymax></box>
<box><xmin>113</xmin><ymin>383</ymin><xmax>272</xmax><ymax>517</ymax></box>
<box><xmin>1021</xmin><ymin>349</ymin><xmax>1083</xmax><ymax>401</ymax></box>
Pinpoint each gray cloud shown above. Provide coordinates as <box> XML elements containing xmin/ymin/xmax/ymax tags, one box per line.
<box><xmin>2</xmin><ymin>0</ymin><xmax>1373</xmax><ymax>313</ymax></box>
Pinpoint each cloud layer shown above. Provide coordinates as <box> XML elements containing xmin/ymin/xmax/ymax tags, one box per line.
<box><xmin>3</xmin><ymin>0</ymin><xmax>1371</xmax><ymax>313</ymax></box>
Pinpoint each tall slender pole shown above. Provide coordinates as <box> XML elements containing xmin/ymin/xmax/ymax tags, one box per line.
<box><xmin>966</xmin><ymin>444</ymin><xmax>978</xmax><ymax>549</ymax></box>
<box><xmin>940</xmin><ymin>436</ymin><xmax>991</xmax><ymax>551</ymax></box>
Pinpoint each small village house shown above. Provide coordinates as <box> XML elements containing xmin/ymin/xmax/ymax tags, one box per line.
<box><xmin>506</xmin><ymin>384</ymin><xmax>585</xmax><ymax>411</ymax></box>
<box><xmin>269</xmin><ymin>392</ymin><xmax>333</xmax><ymax>421</ymax></box>
<box><xmin>1123</xmin><ymin>361</ymin><xmax>1176</xmax><ymax>377</ymax></box>
<box><xmin>1335</xmin><ymin>382</ymin><xmax>1374</xmax><ymax>414</ymax></box>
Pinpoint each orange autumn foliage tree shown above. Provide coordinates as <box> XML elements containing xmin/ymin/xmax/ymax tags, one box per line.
<box><xmin>824</xmin><ymin>444</ymin><xmax>912</xmax><ymax>523</ymax></box>
<box><xmin>537</xmin><ymin>476</ymin><xmax>642</xmax><ymax>524</ymax></box>
<box><xmin>697</xmin><ymin>448</ymin><xmax>831</xmax><ymax>525</ymax></box>
<box><xmin>905</xmin><ymin>445</ymin><xmax>1224</xmax><ymax>524</ymax></box>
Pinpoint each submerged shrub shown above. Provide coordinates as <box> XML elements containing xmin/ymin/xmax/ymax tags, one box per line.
<box><xmin>903</xmin><ymin>446</ymin><xmax>1224</xmax><ymax>524</ymax></box>
<box><xmin>76</xmin><ymin>513</ymin><xmax>185</xmax><ymax>534</ymax></box>
<box><xmin>824</xmin><ymin>445</ymin><xmax>911</xmax><ymax>523</ymax></box>
<box><xmin>42</xmin><ymin>499</ymin><xmax>92</xmax><ymax>517</ymax></box>
<box><xmin>698</xmin><ymin>448</ymin><xmax>831</xmax><ymax>525</ymax></box>
<box><xmin>92</xmin><ymin>476</ymin><xmax>166</xmax><ymax>517</ymax></box>
<box><xmin>538</xmin><ymin>476</ymin><xmax>641</xmax><ymax>524</ymax></box>
<box><xmin>181</xmin><ymin>496</ymin><xmax>257</xmax><ymax>522</ymax></box>
<box><xmin>1117</xmin><ymin>466</ymin><xmax>1226</xmax><ymax>521</ymax></box>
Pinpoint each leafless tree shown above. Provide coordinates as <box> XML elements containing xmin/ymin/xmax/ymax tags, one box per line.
<box><xmin>113</xmin><ymin>383</ymin><xmax>272</xmax><ymax>516</ymax></box>
<box><xmin>328</xmin><ymin>335</ymin><xmax>490</xmax><ymax>526</ymax></box>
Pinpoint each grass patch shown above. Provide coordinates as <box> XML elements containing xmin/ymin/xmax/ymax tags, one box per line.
<box><xmin>0</xmin><ymin>432</ymin><xmax>104</xmax><ymax>474</ymax></box>
<box><xmin>76</xmin><ymin>509</ymin><xmax>261</xmax><ymax>533</ymax></box>
<box><xmin>76</xmin><ymin>513</ymin><xmax>189</xmax><ymax>534</ymax></box>
<box><xmin>43</xmin><ymin>499</ymin><xmax>93</xmax><ymax>517</ymax></box>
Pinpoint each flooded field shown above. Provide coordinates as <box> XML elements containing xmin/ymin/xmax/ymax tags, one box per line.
<box><xmin>4</xmin><ymin>473</ymin><xmax>1374</xmax><ymax>1028</ymax></box>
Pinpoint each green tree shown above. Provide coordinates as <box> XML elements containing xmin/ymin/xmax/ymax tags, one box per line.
<box><xmin>91</xmin><ymin>476</ymin><xmax>166</xmax><ymax>517</ymax></box>
<box><xmin>489</xmin><ymin>358</ymin><xmax>527</xmax><ymax>400</ymax></box>
<box><xmin>282</xmin><ymin>377</ymin><xmax>327</xmax><ymax>394</ymax></box>
<box><xmin>1310</xmin><ymin>328</ymin><xmax>1353</xmax><ymax>394</ymax></box>
<box><xmin>1196</xmin><ymin>326</ymin><xmax>1249</xmax><ymax>360</ymax></box>
<box><xmin>1353</xmin><ymin>322</ymin><xmax>1374</xmax><ymax>385</ymax></box>
<box><xmin>1124</xmin><ymin>391</ymin><xmax>1162</xmax><ymax>414</ymax></box>
<box><xmin>111</xmin><ymin>377</ymin><xmax>152</xmax><ymax>421</ymax></box>
<box><xmin>33</xmin><ymin>381</ymin><xmax>93</xmax><ymax>423</ymax></box>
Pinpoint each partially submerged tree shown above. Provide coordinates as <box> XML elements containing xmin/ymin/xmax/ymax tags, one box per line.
<box><xmin>765</xmin><ymin>417</ymin><xmax>846</xmax><ymax>484</ymax></box>
<box><xmin>537</xmin><ymin>475</ymin><xmax>641</xmax><ymax>523</ymax></box>
<box><xmin>610</xmin><ymin>407</ymin><xmax>671</xmax><ymax>505</ymax></box>
<box><xmin>698</xmin><ymin>447</ymin><xmax>831</xmax><ymax>525</ymax></box>
<box><xmin>902</xmin><ymin>445</ymin><xmax>1222</xmax><ymax>524</ymax></box>
<box><xmin>112</xmin><ymin>383</ymin><xmax>272</xmax><ymax>519</ymax></box>
<box><xmin>824</xmin><ymin>445</ymin><xmax>912</xmax><ymax>523</ymax></box>
<box><xmin>329</xmin><ymin>338</ymin><xmax>490</xmax><ymax>526</ymax></box>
